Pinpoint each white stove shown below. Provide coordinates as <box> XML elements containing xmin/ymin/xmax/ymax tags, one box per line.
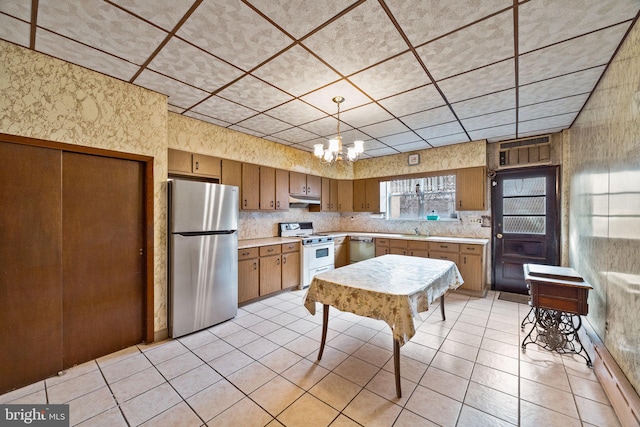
<box><xmin>279</xmin><ymin>222</ymin><xmax>335</xmax><ymax>289</ymax></box>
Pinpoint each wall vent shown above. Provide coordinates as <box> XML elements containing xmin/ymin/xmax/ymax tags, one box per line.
<box><xmin>498</xmin><ymin>135</ymin><xmax>551</xmax><ymax>168</ymax></box>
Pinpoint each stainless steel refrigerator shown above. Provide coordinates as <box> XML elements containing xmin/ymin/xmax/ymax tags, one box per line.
<box><xmin>168</xmin><ymin>179</ymin><xmax>239</xmax><ymax>338</ymax></box>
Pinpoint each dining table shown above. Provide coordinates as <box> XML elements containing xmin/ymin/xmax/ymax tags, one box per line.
<box><xmin>303</xmin><ymin>254</ymin><xmax>463</xmax><ymax>398</ymax></box>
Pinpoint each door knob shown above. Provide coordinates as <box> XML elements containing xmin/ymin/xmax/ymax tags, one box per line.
<box><xmin>496</xmin><ymin>233</ymin><xmax>503</xmax><ymax>239</ymax></box>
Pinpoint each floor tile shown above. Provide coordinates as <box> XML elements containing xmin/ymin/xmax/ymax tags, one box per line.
<box><xmin>332</xmin><ymin>355</ymin><xmax>380</xmax><ymax>387</ymax></box>
<box><xmin>464</xmin><ymin>382</ymin><xmax>519</xmax><ymax>425</ymax></box>
<box><xmin>457</xmin><ymin>404</ymin><xmax>516</xmax><ymax>426</ymax></box>
<box><xmin>430</xmin><ymin>351</ymin><xmax>474</xmax><ymax>379</ymax></box>
<box><xmin>191</xmin><ymin>337</ymin><xmax>235</xmax><ymax>362</ymax></box>
<box><xmin>247</xmin><ymin>319</ymin><xmax>281</xmax><ymax>336</ymax></box>
<box><xmin>480</xmin><ymin>337</ymin><xmax>520</xmax><ymax>359</ymax></box>
<box><xmin>186</xmin><ymin>379</ymin><xmax>244</xmax><ymax>423</ymax></box>
<box><xmin>260</xmin><ymin>347</ymin><xmax>303</xmax><ymax>373</ymax></box>
<box><xmin>208</xmin><ymin>348</ymin><xmax>254</xmax><ymax>376</ymax></box>
<box><xmin>520</xmin><ymin>400</ymin><xmax>581</xmax><ymax>427</ymax></box>
<box><xmin>139</xmin><ymin>401</ymin><xmax>202</xmax><ymax>427</ymax></box>
<box><xmin>352</xmin><ymin>342</ymin><xmax>393</xmax><ymax>368</ymax></box>
<box><xmin>239</xmin><ymin>337</ymin><xmax>280</xmax><ymax>359</ymax></box>
<box><xmin>567</xmin><ymin>374</ymin><xmax>610</xmax><ymax>404</ymax></box>
<box><xmin>250</xmin><ymin>375</ymin><xmax>305</xmax><ymax>416</ymax></box>
<box><xmin>439</xmin><ymin>338</ymin><xmax>480</xmax><ymax>362</ymax></box>
<box><xmin>47</xmin><ymin>370</ymin><xmax>106</xmax><ymax>404</ymax></box>
<box><xmin>520</xmin><ymin>359</ymin><xmax>570</xmax><ymax>392</ymax></box>
<box><xmin>342</xmin><ymin>388</ymin><xmax>402</xmax><ymax>427</ymax></box>
<box><xmin>120</xmin><ymin>383</ymin><xmax>182</xmax><ymax>426</ymax></box>
<box><xmin>0</xmin><ymin>382</ymin><xmax>45</xmax><ymax>404</ymax></box>
<box><xmin>282</xmin><ymin>358</ymin><xmax>330</xmax><ymax>390</ymax></box>
<box><xmin>574</xmin><ymin>395</ymin><xmax>622</xmax><ymax>427</ymax></box>
<box><xmin>207</xmin><ymin>396</ymin><xmax>274</xmax><ymax>427</ymax></box>
<box><xmin>45</xmin><ymin>360</ymin><xmax>99</xmax><ymax>387</ymax></box>
<box><xmin>327</xmin><ymin>333</ymin><xmax>366</xmax><ymax>354</ymax></box>
<box><xmin>446</xmin><ymin>329</ymin><xmax>483</xmax><ymax>347</ymax></box>
<box><xmin>382</xmin><ymin>354</ymin><xmax>429</xmax><ymax>382</ymax></box>
<box><xmin>420</xmin><ymin>366</ymin><xmax>469</xmax><ymax>402</ymax></box>
<box><xmin>5</xmin><ymin>389</ymin><xmax>47</xmax><ymax>404</ymax></box>
<box><xmin>405</xmin><ymin>384</ymin><xmax>462</xmax><ymax>427</ymax></box>
<box><xmin>365</xmin><ymin>369</ymin><xmax>417</xmax><ymax>406</ymax></box>
<box><xmin>226</xmin><ymin>361</ymin><xmax>277</xmax><ymax>394</ymax></box>
<box><xmin>410</xmin><ymin>330</ymin><xmax>446</xmax><ymax>349</ymax></box>
<box><xmin>393</xmin><ymin>409</ymin><xmax>438</xmax><ymax>426</ymax></box>
<box><xmin>277</xmin><ymin>392</ymin><xmax>339</xmax><ymax>427</ymax></box>
<box><xmin>520</xmin><ymin>378</ymin><xmax>579</xmax><ymax>418</ymax></box>
<box><xmin>76</xmin><ymin>406</ymin><xmax>127</xmax><ymax>427</ymax></box>
<box><xmin>475</xmin><ymin>349</ymin><xmax>519</xmax><ymax>376</ymax></box>
<box><xmin>96</xmin><ymin>346</ymin><xmax>141</xmax><ymax>368</ymax></box>
<box><xmin>223</xmin><ymin>328</ymin><xmax>261</xmax><ymax>348</ymax></box>
<box><xmin>398</xmin><ymin>341</ymin><xmax>437</xmax><ymax>364</ymax></box>
<box><xmin>343</xmin><ymin>323</ymin><xmax>378</xmax><ymax>341</ymax></box>
<box><xmin>284</xmin><ymin>334</ymin><xmax>321</xmax><ymax>357</ymax></box>
<box><xmin>328</xmin><ymin>414</ymin><xmax>362</xmax><ymax>427</ymax></box>
<box><xmin>207</xmin><ymin>319</ymin><xmax>245</xmax><ymax>337</ymax></box>
<box><xmin>68</xmin><ymin>386</ymin><xmax>117</xmax><ymax>426</ymax></box>
<box><xmin>470</xmin><ymin>364</ymin><xmax>518</xmax><ymax>397</ymax></box>
<box><xmin>265</xmin><ymin>326</ymin><xmax>302</xmax><ymax>346</ymax></box>
<box><xmin>110</xmin><ymin>366</ymin><xmax>166</xmax><ymax>403</ymax></box>
<box><xmin>155</xmin><ymin>351</ymin><xmax>203</xmax><ymax>380</ymax></box>
<box><xmin>169</xmin><ymin>363</ymin><xmax>222</xmax><ymax>399</ymax></box>
<box><xmin>310</xmin><ymin>372</ymin><xmax>362</xmax><ymax>411</ymax></box>
<box><xmin>143</xmin><ymin>340</ymin><xmax>189</xmax><ymax>365</ymax></box>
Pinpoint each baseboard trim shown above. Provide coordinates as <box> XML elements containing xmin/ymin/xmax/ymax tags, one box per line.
<box><xmin>582</xmin><ymin>320</ymin><xmax>640</xmax><ymax>427</ymax></box>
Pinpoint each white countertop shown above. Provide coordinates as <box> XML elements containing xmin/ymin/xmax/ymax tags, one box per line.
<box><xmin>238</xmin><ymin>237</ymin><xmax>300</xmax><ymax>249</ymax></box>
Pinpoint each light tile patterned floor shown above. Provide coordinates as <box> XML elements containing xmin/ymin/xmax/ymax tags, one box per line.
<box><xmin>0</xmin><ymin>290</ymin><xmax>622</xmax><ymax>426</ymax></box>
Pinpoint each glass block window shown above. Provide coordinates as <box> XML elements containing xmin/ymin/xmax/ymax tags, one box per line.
<box><xmin>503</xmin><ymin>177</ymin><xmax>546</xmax><ymax>234</ymax></box>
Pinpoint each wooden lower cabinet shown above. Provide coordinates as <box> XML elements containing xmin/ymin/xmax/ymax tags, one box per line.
<box><xmin>456</xmin><ymin>244</ymin><xmax>486</xmax><ymax>295</ymax></box>
<box><xmin>282</xmin><ymin>251</ymin><xmax>300</xmax><ymax>288</ymax></box>
<box><xmin>260</xmin><ymin>254</ymin><xmax>282</xmax><ymax>295</ymax></box>
<box><xmin>375</xmin><ymin>238</ymin><xmax>390</xmax><ymax>256</ymax></box>
<box><xmin>334</xmin><ymin>236</ymin><xmax>349</xmax><ymax>267</ymax></box>
<box><xmin>238</xmin><ymin>248</ymin><xmax>259</xmax><ymax>303</ymax></box>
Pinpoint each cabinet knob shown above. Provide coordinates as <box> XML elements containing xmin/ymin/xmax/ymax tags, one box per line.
<box><xmin>277</xmin><ymin>201</ymin><xmax>280</xmax><ymax>208</ymax></box>
<box><xmin>276</xmin><ymin>258</ymin><xmax>280</xmax><ymax>265</ymax></box>
<box><xmin>244</xmin><ymin>199</ymin><xmax>247</xmax><ymax>207</ymax></box>
<box><xmin>253</xmin><ymin>262</ymin><xmax>257</xmax><ymax>270</ymax></box>
<box><xmin>283</xmin><ymin>257</ymin><xmax>286</xmax><ymax>264</ymax></box>
<box><xmin>271</xmin><ymin>201</ymin><xmax>274</xmax><ymax>207</ymax></box>
<box><xmin>195</xmin><ymin>161</ymin><xmax>199</xmax><ymax>170</ymax></box>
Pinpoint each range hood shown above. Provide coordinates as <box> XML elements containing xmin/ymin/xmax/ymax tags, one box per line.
<box><xmin>289</xmin><ymin>195</ymin><xmax>321</xmax><ymax>208</ymax></box>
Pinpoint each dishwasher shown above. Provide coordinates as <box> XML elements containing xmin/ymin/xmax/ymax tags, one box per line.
<box><xmin>349</xmin><ymin>236</ymin><xmax>375</xmax><ymax>263</ymax></box>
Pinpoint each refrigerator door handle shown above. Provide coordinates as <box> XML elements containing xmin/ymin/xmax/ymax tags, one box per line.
<box><xmin>176</xmin><ymin>230</ymin><xmax>236</xmax><ymax>237</ymax></box>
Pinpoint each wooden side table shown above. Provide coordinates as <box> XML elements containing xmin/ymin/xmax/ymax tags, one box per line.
<box><xmin>521</xmin><ymin>264</ymin><xmax>593</xmax><ymax>367</ymax></box>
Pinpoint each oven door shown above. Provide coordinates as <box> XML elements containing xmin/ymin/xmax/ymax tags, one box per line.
<box><xmin>305</xmin><ymin>243</ymin><xmax>335</xmax><ymax>270</ymax></box>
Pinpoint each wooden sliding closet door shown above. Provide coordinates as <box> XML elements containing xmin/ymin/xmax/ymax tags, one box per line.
<box><xmin>0</xmin><ymin>142</ymin><xmax>63</xmax><ymax>393</ymax></box>
<box><xmin>62</xmin><ymin>152</ymin><xmax>145</xmax><ymax>367</ymax></box>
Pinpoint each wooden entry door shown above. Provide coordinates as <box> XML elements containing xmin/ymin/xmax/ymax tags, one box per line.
<box><xmin>62</xmin><ymin>152</ymin><xmax>145</xmax><ymax>367</ymax></box>
<box><xmin>492</xmin><ymin>166</ymin><xmax>560</xmax><ymax>294</ymax></box>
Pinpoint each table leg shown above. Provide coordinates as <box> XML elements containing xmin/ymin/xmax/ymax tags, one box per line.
<box><xmin>440</xmin><ymin>294</ymin><xmax>445</xmax><ymax>321</ymax></box>
<box><xmin>318</xmin><ymin>304</ymin><xmax>329</xmax><ymax>361</ymax></box>
<box><xmin>394</xmin><ymin>339</ymin><xmax>401</xmax><ymax>398</ymax></box>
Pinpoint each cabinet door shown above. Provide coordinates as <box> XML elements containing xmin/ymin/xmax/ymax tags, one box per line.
<box><xmin>410</xmin><ymin>250</ymin><xmax>429</xmax><ymax>258</ymax></box>
<box><xmin>168</xmin><ymin>149</ymin><xmax>192</xmax><ymax>174</ymax></box>
<box><xmin>456</xmin><ymin>167</ymin><xmax>486</xmax><ymax>211</ymax></box>
<box><xmin>289</xmin><ymin>171</ymin><xmax>307</xmax><ymax>195</ymax></box>
<box><xmin>365</xmin><ymin>178</ymin><xmax>380</xmax><ymax>212</ymax></box>
<box><xmin>281</xmin><ymin>251</ymin><xmax>300</xmax><ymax>289</ymax></box>
<box><xmin>306</xmin><ymin>175</ymin><xmax>321</xmax><ymax>197</ymax></box>
<box><xmin>337</xmin><ymin>180</ymin><xmax>353</xmax><ymax>212</ymax></box>
<box><xmin>275</xmin><ymin>169</ymin><xmax>289</xmax><ymax>211</ymax></box>
<box><xmin>221</xmin><ymin>159</ymin><xmax>242</xmax><ymax>210</ymax></box>
<box><xmin>429</xmin><ymin>251</ymin><xmax>460</xmax><ymax>264</ymax></box>
<box><xmin>259</xmin><ymin>255</ymin><xmax>282</xmax><ymax>295</ymax></box>
<box><xmin>329</xmin><ymin>179</ymin><xmax>338</xmax><ymax>211</ymax></box>
<box><xmin>353</xmin><ymin>179</ymin><xmax>366</xmax><ymax>211</ymax></box>
<box><xmin>241</xmin><ymin>163</ymin><xmax>260</xmax><ymax>210</ymax></box>
<box><xmin>458</xmin><ymin>254</ymin><xmax>482</xmax><ymax>291</ymax></box>
<box><xmin>320</xmin><ymin>177</ymin><xmax>331</xmax><ymax>211</ymax></box>
<box><xmin>260</xmin><ymin>166</ymin><xmax>275</xmax><ymax>210</ymax></box>
<box><xmin>192</xmin><ymin>154</ymin><xmax>220</xmax><ymax>177</ymax></box>
<box><xmin>238</xmin><ymin>258</ymin><xmax>259</xmax><ymax>303</ymax></box>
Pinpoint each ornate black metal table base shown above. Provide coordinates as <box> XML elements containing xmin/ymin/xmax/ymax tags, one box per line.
<box><xmin>521</xmin><ymin>307</ymin><xmax>592</xmax><ymax>367</ymax></box>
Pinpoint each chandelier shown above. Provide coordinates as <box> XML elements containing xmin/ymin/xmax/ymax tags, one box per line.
<box><xmin>314</xmin><ymin>96</ymin><xmax>364</xmax><ymax>164</ymax></box>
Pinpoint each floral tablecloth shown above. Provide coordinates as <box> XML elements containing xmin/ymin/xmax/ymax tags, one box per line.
<box><xmin>304</xmin><ymin>254</ymin><xmax>463</xmax><ymax>346</ymax></box>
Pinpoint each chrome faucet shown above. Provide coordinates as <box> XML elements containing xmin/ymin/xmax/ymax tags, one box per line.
<box><xmin>414</xmin><ymin>227</ymin><xmax>419</xmax><ymax>235</ymax></box>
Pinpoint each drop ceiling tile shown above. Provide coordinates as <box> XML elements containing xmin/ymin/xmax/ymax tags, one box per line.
<box><xmin>298</xmin><ymin>116</ymin><xmax>352</xmax><ymax>137</ymax></box>
<box><xmin>378</xmin><ymin>132</ymin><xmax>422</xmax><ymax>146</ymax></box>
<box><xmin>302</xmin><ymin>0</ymin><xmax>408</xmax><ymax>76</ymax></box>
<box><xmin>148</xmin><ymin>37</ymin><xmax>244</xmax><ymax>93</ymax></box>
<box><xmin>291</xmin><ymin>143</ymin><xmax>314</xmax><ymax>152</ymax></box>
<box><xmin>0</xmin><ymin>1</ymin><xmax>31</xmax><ymax>20</ymax></box>
<box><xmin>265</xmin><ymin>100</ymin><xmax>326</xmax><ymax>126</ymax></box>
<box><xmin>518</xmin><ymin>23</ymin><xmax>630</xmax><ymax>85</ymax></box>
<box><xmin>271</xmin><ymin>127</ymin><xmax>318</xmax><ymax>143</ymax></box>
<box><xmin>337</xmin><ymin>129</ymin><xmax>371</xmax><ymax>143</ymax></box>
<box><xmin>461</xmin><ymin>109</ymin><xmax>515</xmax><ymax>131</ymax></box>
<box><xmin>134</xmin><ymin>69</ymin><xmax>209</xmax><ymax>109</ymax></box>
<box><xmin>450</xmin><ymin>89</ymin><xmax>516</xmax><ymax>119</ymax></box>
<box><xmin>169</xmin><ymin>105</ymin><xmax>186</xmax><ymax>114</ymax></box>
<box><xmin>519</xmin><ymin>66</ymin><xmax>604</xmax><ymax>106</ymax></box>
<box><xmin>518</xmin><ymin>112</ymin><xmax>577</xmax><ymax>133</ymax></box>
<box><xmin>0</xmin><ymin>13</ymin><xmax>30</xmax><ymax>48</ymax></box>
<box><xmin>35</xmin><ymin>28</ymin><xmax>141</xmax><ymax>81</ymax></box>
<box><xmin>109</xmin><ymin>0</ymin><xmax>195</xmax><ymax>31</ymax></box>
<box><xmin>417</xmin><ymin>10</ymin><xmax>514</xmax><ymax>81</ymax></box>
<box><xmin>416</xmin><ymin>121</ymin><xmax>465</xmax><ymax>140</ymax></box>
<box><xmin>182</xmin><ymin>111</ymin><xmax>231</xmax><ymax>128</ymax></box>
<box><xmin>518</xmin><ymin>0</ymin><xmax>639</xmax><ymax>54</ymax></box>
<box><xmin>177</xmin><ymin>0</ymin><xmax>292</xmax><ymax>71</ymax></box>
<box><xmin>228</xmin><ymin>124</ymin><xmax>267</xmax><ymax>138</ymax></box>
<box><xmin>359</xmin><ymin>119</ymin><xmax>410</xmax><ymax>138</ymax></box>
<box><xmin>252</xmin><ymin>45</ymin><xmax>341</xmax><ymax>97</ymax></box>
<box><xmin>378</xmin><ymin>85</ymin><xmax>445</xmax><ymax>117</ymax></box>
<box><xmin>297</xmin><ymin>137</ymin><xmax>331</xmax><ymax>150</ymax></box>
<box><xmin>394</xmin><ymin>141</ymin><xmax>431</xmax><ymax>152</ymax></box>
<box><xmin>468</xmin><ymin>124</ymin><xmax>516</xmax><ymax>141</ymax></box>
<box><xmin>437</xmin><ymin>59</ymin><xmax>515</xmax><ymax>103</ymax></box>
<box><xmin>519</xmin><ymin>94</ymin><xmax>589</xmax><ymax>122</ymax></box>
<box><xmin>401</xmin><ymin>106</ymin><xmax>457</xmax><ymax>130</ymax></box>
<box><xmin>428</xmin><ymin>133</ymin><xmax>470</xmax><ymax>147</ymax></box>
<box><xmin>359</xmin><ymin>140</ymin><xmax>388</xmax><ymax>151</ymax></box>
<box><xmin>263</xmin><ymin>135</ymin><xmax>293</xmax><ymax>145</ymax></box>
<box><xmin>487</xmin><ymin>134</ymin><xmax>516</xmax><ymax>143</ymax></box>
<box><xmin>38</xmin><ymin>0</ymin><xmax>168</xmax><ymax>65</ymax></box>
<box><xmin>247</xmin><ymin>0</ymin><xmax>353</xmax><ymax>40</ymax></box>
<box><xmin>216</xmin><ymin>75</ymin><xmax>293</xmax><ymax>112</ymax></box>
<box><xmin>386</xmin><ymin>0</ymin><xmax>513</xmax><ymax>46</ymax></box>
<box><xmin>234</xmin><ymin>114</ymin><xmax>292</xmax><ymax>135</ymax></box>
<box><xmin>517</xmin><ymin>127</ymin><xmax>565</xmax><ymax>139</ymax></box>
<box><xmin>365</xmin><ymin>146</ymin><xmax>401</xmax><ymax>157</ymax></box>
<box><xmin>300</xmin><ymin>80</ymin><xmax>370</xmax><ymax>113</ymax></box>
<box><xmin>338</xmin><ymin>103</ymin><xmax>393</xmax><ymax>128</ymax></box>
<box><xmin>190</xmin><ymin>95</ymin><xmax>257</xmax><ymax>123</ymax></box>
<box><xmin>349</xmin><ymin>52</ymin><xmax>431</xmax><ymax>100</ymax></box>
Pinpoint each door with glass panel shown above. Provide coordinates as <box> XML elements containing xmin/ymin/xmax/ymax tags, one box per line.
<box><xmin>492</xmin><ymin>166</ymin><xmax>560</xmax><ymax>294</ymax></box>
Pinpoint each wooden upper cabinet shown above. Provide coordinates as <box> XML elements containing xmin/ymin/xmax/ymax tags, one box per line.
<box><xmin>306</xmin><ymin>175</ymin><xmax>321</xmax><ymax>198</ymax></box>
<box><xmin>168</xmin><ymin>149</ymin><xmax>220</xmax><ymax>178</ymax></box>
<box><xmin>289</xmin><ymin>172</ymin><xmax>321</xmax><ymax>197</ymax></box>
<box><xmin>365</xmin><ymin>178</ymin><xmax>380</xmax><ymax>212</ymax></box>
<box><xmin>241</xmin><ymin>163</ymin><xmax>260</xmax><ymax>210</ymax></box>
<box><xmin>275</xmin><ymin>169</ymin><xmax>289</xmax><ymax>211</ymax></box>
<box><xmin>259</xmin><ymin>166</ymin><xmax>276</xmax><ymax>211</ymax></box>
<box><xmin>320</xmin><ymin>177</ymin><xmax>331</xmax><ymax>211</ymax></box>
<box><xmin>221</xmin><ymin>159</ymin><xmax>242</xmax><ymax>187</ymax></box>
<box><xmin>353</xmin><ymin>179</ymin><xmax>366</xmax><ymax>212</ymax></box>
<box><xmin>456</xmin><ymin>167</ymin><xmax>486</xmax><ymax>211</ymax></box>
<box><xmin>337</xmin><ymin>180</ymin><xmax>353</xmax><ymax>212</ymax></box>
<box><xmin>330</xmin><ymin>179</ymin><xmax>338</xmax><ymax>211</ymax></box>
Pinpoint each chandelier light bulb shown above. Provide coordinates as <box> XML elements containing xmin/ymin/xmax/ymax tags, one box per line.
<box><xmin>313</xmin><ymin>96</ymin><xmax>365</xmax><ymax>165</ymax></box>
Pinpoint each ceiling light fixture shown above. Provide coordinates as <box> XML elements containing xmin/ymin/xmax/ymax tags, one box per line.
<box><xmin>314</xmin><ymin>96</ymin><xmax>364</xmax><ymax>165</ymax></box>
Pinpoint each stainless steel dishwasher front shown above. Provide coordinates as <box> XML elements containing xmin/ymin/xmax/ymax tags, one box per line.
<box><xmin>349</xmin><ymin>236</ymin><xmax>375</xmax><ymax>263</ymax></box>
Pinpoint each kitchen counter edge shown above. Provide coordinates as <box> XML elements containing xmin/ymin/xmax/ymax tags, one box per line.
<box><xmin>321</xmin><ymin>231</ymin><xmax>489</xmax><ymax>245</ymax></box>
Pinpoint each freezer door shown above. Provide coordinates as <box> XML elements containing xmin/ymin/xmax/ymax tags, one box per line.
<box><xmin>170</xmin><ymin>232</ymin><xmax>238</xmax><ymax>337</ymax></box>
<box><xmin>170</xmin><ymin>179</ymin><xmax>238</xmax><ymax>233</ymax></box>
